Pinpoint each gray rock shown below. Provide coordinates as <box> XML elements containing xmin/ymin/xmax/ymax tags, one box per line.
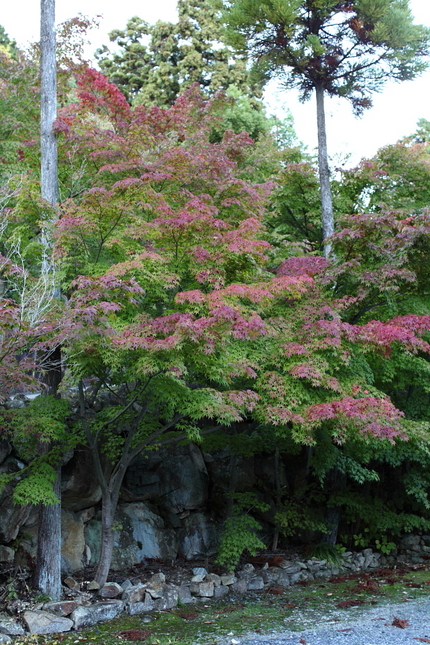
<box><xmin>0</xmin><ymin>618</ymin><xmax>25</xmax><ymax>635</ymax></box>
<box><xmin>261</xmin><ymin>570</ymin><xmax>281</xmax><ymax>585</ymax></box>
<box><xmin>178</xmin><ymin>513</ymin><xmax>219</xmax><ymax>559</ymax></box>
<box><xmin>124</xmin><ymin>445</ymin><xmax>209</xmax><ymax>514</ymax></box>
<box><xmin>247</xmin><ymin>576</ymin><xmax>264</xmax><ymax>590</ymax></box>
<box><xmin>214</xmin><ymin>585</ymin><xmax>230</xmax><ymax>599</ymax></box>
<box><xmin>5</xmin><ymin>398</ymin><xmax>26</xmax><ymax>409</ymax></box>
<box><xmin>146</xmin><ymin>584</ymin><xmax>164</xmax><ymax>599</ymax></box>
<box><xmin>121</xmin><ymin>579</ymin><xmax>133</xmax><ymax>591</ymax></box>
<box><xmin>191</xmin><ymin>574</ymin><xmax>206</xmax><ymax>583</ymax></box>
<box><xmin>71</xmin><ymin>601</ymin><xmax>124</xmax><ymax>629</ymax></box>
<box><xmin>283</xmin><ymin>564</ymin><xmax>302</xmax><ymax>575</ymax></box>
<box><xmin>276</xmin><ymin>571</ymin><xmax>291</xmax><ymax>587</ymax></box>
<box><xmin>0</xmin><ymin>635</ymin><xmax>12</xmax><ymax>644</ymax></box>
<box><xmin>99</xmin><ymin>582</ymin><xmax>123</xmax><ymax>598</ymax></box>
<box><xmin>192</xmin><ymin>567</ymin><xmax>207</xmax><ymax>577</ymax></box>
<box><xmin>64</xmin><ymin>576</ymin><xmax>80</xmax><ymax>590</ymax></box>
<box><xmin>220</xmin><ymin>574</ymin><xmax>237</xmax><ymax>586</ymax></box>
<box><xmin>153</xmin><ymin>586</ymin><xmax>179</xmax><ymax>610</ymax></box>
<box><xmin>61</xmin><ymin>449</ymin><xmax>102</xmax><ymax>512</ymax></box>
<box><xmin>150</xmin><ymin>573</ymin><xmax>166</xmax><ymax>585</ymax></box>
<box><xmin>178</xmin><ymin>585</ymin><xmax>194</xmax><ymax>604</ymax></box>
<box><xmin>231</xmin><ymin>578</ymin><xmax>248</xmax><ymax>593</ymax></box>
<box><xmin>23</xmin><ymin>610</ymin><xmax>73</xmax><ymax>634</ymax></box>
<box><xmin>85</xmin><ymin>503</ymin><xmax>178</xmax><ymax>569</ymax></box>
<box><xmin>0</xmin><ymin>546</ymin><xmax>14</xmax><ymax>564</ymax></box>
<box><xmin>206</xmin><ymin>573</ymin><xmax>221</xmax><ymax>585</ymax></box>
<box><xmin>189</xmin><ymin>581</ymin><xmax>214</xmax><ymax>597</ymax></box>
<box><xmin>0</xmin><ymin>460</ymin><xmax>32</xmax><ymax>542</ymax></box>
<box><xmin>126</xmin><ymin>593</ymin><xmax>155</xmax><ymax>615</ymax></box>
<box><xmin>122</xmin><ymin>584</ymin><xmax>147</xmax><ymax>603</ymax></box>
<box><xmin>61</xmin><ymin>510</ymin><xmax>85</xmax><ymax>573</ymax></box>
<box><xmin>241</xmin><ymin>563</ymin><xmax>255</xmax><ymax>574</ymax></box>
<box><xmin>43</xmin><ymin>601</ymin><xmax>80</xmax><ymax>616</ymax></box>
<box><xmin>400</xmin><ymin>534</ymin><xmax>421</xmax><ymax>548</ymax></box>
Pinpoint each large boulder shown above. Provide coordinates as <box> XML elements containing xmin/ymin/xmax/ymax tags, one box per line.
<box><xmin>61</xmin><ymin>449</ymin><xmax>102</xmax><ymax>512</ymax></box>
<box><xmin>177</xmin><ymin>512</ymin><xmax>219</xmax><ymax>559</ymax></box>
<box><xmin>85</xmin><ymin>502</ymin><xmax>178</xmax><ymax>569</ymax></box>
<box><xmin>61</xmin><ymin>510</ymin><xmax>86</xmax><ymax>573</ymax></box>
<box><xmin>0</xmin><ymin>459</ymin><xmax>33</xmax><ymax>543</ymax></box>
<box><xmin>14</xmin><ymin>510</ymin><xmax>86</xmax><ymax>574</ymax></box>
<box><xmin>71</xmin><ymin>601</ymin><xmax>123</xmax><ymax>630</ymax></box>
<box><xmin>22</xmin><ymin>610</ymin><xmax>73</xmax><ymax>635</ymax></box>
<box><xmin>123</xmin><ymin>444</ymin><xmax>208</xmax><ymax>513</ymax></box>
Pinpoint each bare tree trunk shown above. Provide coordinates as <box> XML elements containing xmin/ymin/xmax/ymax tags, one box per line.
<box><xmin>33</xmin><ymin>464</ymin><xmax>62</xmax><ymax>600</ymax></box>
<box><xmin>94</xmin><ymin>492</ymin><xmax>117</xmax><ymax>587</ymax></box>
<box><xmin>40</xmin><ymin>0</ymin><xmax>58</xmax><ymax>207</ymax></box>
<box><xmin>272</xmin><ymin>447</ymin><xmax>281</xmax><ymax>551</ymax></box>
<box><xmin>315</xmin><ymin>83</ymin><xmax>334</xmax><ymax>259</ymax></box>
<box><xmin>34</xmin><ymin>0</ymin><xmax>62</xmax><ymax>601</ymax></box>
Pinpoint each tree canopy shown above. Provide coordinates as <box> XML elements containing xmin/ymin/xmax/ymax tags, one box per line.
<box><xmin>96</xmin><ymin>0</ymin><xmax>258</xmax><ymax>106</ymax></box>
<box><xmin>221</xmin><ymin>0</ymin><xmax>430</xmax><ymax>254</ymax></box>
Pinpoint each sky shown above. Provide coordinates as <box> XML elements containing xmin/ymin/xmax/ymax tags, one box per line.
<box><xmin>1</xmin><ymin>0</ymin><xmax>430</xmax><ymax>168</ymax></box>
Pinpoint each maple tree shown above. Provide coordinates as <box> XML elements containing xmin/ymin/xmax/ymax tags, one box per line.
<box><xmin>340</xmin><ymin>140</ymin><xmax>430</xmax><ymax>215</ymax></box>
<box><xmin>2</xmin><ymin>21</ymin><xmax>430</xmax><ymax>577</ymax></box>
<box><xmin>48</xmin><ymin>67</ymin><xmax>430</xmax><ymax>573</ymax></box>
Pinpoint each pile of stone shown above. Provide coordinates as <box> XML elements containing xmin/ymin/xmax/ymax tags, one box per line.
<box><xmin>1</xmin><ymin>536</ymin><xmax>430</xmax><ymax>641</ymax></box>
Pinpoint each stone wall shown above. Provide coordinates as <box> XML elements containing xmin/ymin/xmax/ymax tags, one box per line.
<box><xmin>1</xmin><ymin>538</ymin><xmax>430</xmax><ymax>639</ymax></box>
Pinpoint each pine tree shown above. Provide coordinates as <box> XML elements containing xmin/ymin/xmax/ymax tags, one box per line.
<box><xmin>222</xmin><ymin>0</ymin><xmax>430</xmax><ymax>256</ymax></box>
<box><xmin>96</xmin><ymin>0</ymin><xmax>259</xmax><ymax>106</ymax></box>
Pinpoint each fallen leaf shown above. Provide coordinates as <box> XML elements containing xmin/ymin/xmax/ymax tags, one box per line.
<box><xmin>337</xmin><ymin>599</ymin><xmax>365</xmax><ymax>608</ymax></box>
<box><xmin>115</xmin><ymin>629</ymin><xmax>151</xmax><ymax>641</ymax></box>
<box><xmin>204</xmin><ymin>621</ymin><xmax>215</xmax><ymax>624</ymax></box>
<box><xmin>267</xmin><ymin>586</ymin><xmax>284</xmax><ymax>594</ymax></box>
<box><xmin>351</xmin><ymin>579</ymin><xmax>380</xmax><ymax>593</ymax></box>
<box><xmin>299</xmin><ymin>639</ymin><xmax>307</xmax><ymax>644</ymax></box>
<box><xmin>337</xmin><ymin>628</ymin><xmax>353</xmax><ymax>632</ymax></box>
<box><xmin>414</xmin><ymin>638</ymin><xmax>430</xmax><ymax>643</ymax></box>
<box><xmin>178</xmin><ymin>611</ymin><xmax>198</xmax><ymax>620</ymax></box>
<box><xmin>392</xmin><ymin>617</ymin><xmax>409</xmax><ymax>629</ymax></box>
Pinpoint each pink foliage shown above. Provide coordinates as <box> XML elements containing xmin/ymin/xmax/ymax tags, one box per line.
<box><xmin>277</xmin><ymin>256</ymin><xmax>329</xmax><ymax>277</ymax></box>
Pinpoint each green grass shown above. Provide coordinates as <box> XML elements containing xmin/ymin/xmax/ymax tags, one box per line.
<box><xmin>14</xmin><ymin>565</ymin><xmax>430</xmax><ymax>645</ymax></box>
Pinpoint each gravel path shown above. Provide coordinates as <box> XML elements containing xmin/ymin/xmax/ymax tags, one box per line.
<box><xmin>217</xmin><ymin>597</ymin><xmax>430</xmax><ymax>645</ymax></box>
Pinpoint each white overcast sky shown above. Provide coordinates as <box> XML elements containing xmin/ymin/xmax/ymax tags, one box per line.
<box><xmin>2</xmin><ymin>0</ymin><xmax>429</xmax><ymax>167</ymax></box>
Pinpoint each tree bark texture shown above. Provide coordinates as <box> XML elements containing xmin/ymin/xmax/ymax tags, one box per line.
<box><xmin>34</xmin><ymin>0</ymin><xmax>62</xmax><ymax>601</ymax></box>
<box><xmin>33</xmin><ymin>465</ymin><xmax>62</xmax><ymax>600</ymax></box>
<box><xmin>40</xmin><ymin>0</ymin><xmax>58</xmax><ymax>206</ymax></box>
<box><xmin>315</xmin><ymin>83</ymin><xmax>334</xmax><ymax>258</ymax></box>
<box><xmin>95</xmin><ymin>492</ymin><xmax>118</xmax><ymax>587</ymax></box>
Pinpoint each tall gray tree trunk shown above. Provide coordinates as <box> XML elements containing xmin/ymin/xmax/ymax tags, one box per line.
<box><xmin>40</xmin><ymin>0</ymin><xmax>58</xmax><ymax>206</ymax></box>
<box><xmin>33</xmin><ymin>463</ymin><xmax>62</xmax><ymax>600</ymax></box>
<box><xmin>34</xmin><ymin>0</ymin><xmax>62</xmax><ymax>602</ymax></box>
<box><xmin>315</xmin><ymin>83</ymin><xmax>334</xmax><ymax>258</ymax></box>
